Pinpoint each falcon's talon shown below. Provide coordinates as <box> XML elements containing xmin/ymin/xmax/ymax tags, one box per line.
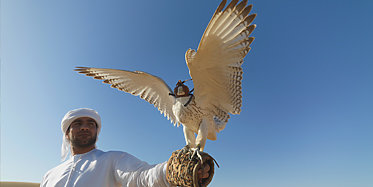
<box><xmin>190</xmin><ymin>148</ymin><xmax>203</xmax><ymax>165</ymax></box>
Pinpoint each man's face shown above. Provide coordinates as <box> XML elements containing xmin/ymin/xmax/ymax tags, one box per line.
<box><xmin>66</xmin><ymin>117</ymin><xmax>97</xmax><ymax>148</ymax></box>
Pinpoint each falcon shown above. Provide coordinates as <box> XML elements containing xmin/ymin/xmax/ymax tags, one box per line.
<box><xmin>75</xmin><ymin>0</ymin><xmax>256</xmax><ymax>160</ymax></box>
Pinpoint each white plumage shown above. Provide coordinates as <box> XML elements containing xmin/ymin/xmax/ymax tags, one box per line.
<box><xmin>75</xmin><ymin>0</ymin><xmax>256</xmax><ymax>154</ymax></box>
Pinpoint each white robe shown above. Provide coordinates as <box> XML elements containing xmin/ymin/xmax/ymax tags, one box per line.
<box><xmin>41</xmin><ymin>149</ymin><xmax>174</xmax><ymax>187</ymax></box>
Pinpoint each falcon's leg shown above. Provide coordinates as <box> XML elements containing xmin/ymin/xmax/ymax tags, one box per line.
<box><xmin>177</xmin><ymin>126</ymin><xmax>196</xmax><ymax>158</ymax></box>
<box><xmin>191</xmin><ymin>117</ymin><xmax>209</xmax><ymax>163</ymax></box>
<box><xmin>183</xmin><ymin>125</ymin><xmax>196</xmax><ymax>149</ymax></box>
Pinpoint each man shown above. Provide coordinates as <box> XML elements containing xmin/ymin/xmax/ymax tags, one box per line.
<box><xmin>41</xmin><ymin>108</ymin><xmax>210</xmax><ymax>187</ymax></box>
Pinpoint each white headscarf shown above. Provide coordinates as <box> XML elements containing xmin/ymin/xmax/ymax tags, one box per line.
<box><xmin>60</xmin><ymin>108</ymin><xmax>102</xmax><ymax>161</ymax></box>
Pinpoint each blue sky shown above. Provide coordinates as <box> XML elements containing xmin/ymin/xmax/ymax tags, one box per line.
<box><xmin>1</xmin><ymin>0</ymin><xmax>373</xmax><ymax>186</ymax></box>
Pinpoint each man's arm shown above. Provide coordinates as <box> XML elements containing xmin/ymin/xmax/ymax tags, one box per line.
<box><xmin>113</xmin><ymin>153</ymin><xmax>174</xmax><ymax>187</ymax></box>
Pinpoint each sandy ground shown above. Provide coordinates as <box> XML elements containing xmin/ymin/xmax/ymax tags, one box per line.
<box><xmin>0</xmin><ymin>182</ymin><xmax>40</xmax><ymax>187</ymax></box>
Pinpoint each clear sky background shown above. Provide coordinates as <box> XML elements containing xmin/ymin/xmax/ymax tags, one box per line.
<box><xmin>1</xmin><ymin>0</ymin><xmax>373</xmax><ymax>186</ymax></box>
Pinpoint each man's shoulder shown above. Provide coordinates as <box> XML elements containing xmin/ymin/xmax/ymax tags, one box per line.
<box><xmin>42</xmin><ymin>159</ymin><xmax>71</xmax><ymax>181</ymax></box>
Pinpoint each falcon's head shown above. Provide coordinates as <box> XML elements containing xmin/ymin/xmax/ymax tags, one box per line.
<box><xmin>174</xmin><ymin>80</ymin><xmax>190</xmax><ymax>97</ymax></box>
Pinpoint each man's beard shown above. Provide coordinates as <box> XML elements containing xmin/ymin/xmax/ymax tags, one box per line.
<box><xmin>70</xmin><ymin>133</ymin><xmax>97</xmax><ymax>148</ymax></box>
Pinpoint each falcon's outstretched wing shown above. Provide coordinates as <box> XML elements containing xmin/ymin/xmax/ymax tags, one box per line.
<box><xmin>186</xmin><ymin>0</ymin><xmax>256</xmax><ymax>115</ymax></box>
<box><xmin>75</xmin><ymin>67</ymin><xmax>178</xmax><ymax>125</ymax></box>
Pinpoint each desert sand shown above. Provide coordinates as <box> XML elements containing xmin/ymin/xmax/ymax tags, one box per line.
<box><xmin>0</xmin><ymin>182</ymin><xmax>40</xmax><ymax>187</ymax></box>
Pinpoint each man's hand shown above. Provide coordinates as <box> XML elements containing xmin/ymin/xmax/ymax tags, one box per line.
<box><xmin>197</xmin><ymin>162</ymin><xmax>211</xmax><ymax>184</ymax></box>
